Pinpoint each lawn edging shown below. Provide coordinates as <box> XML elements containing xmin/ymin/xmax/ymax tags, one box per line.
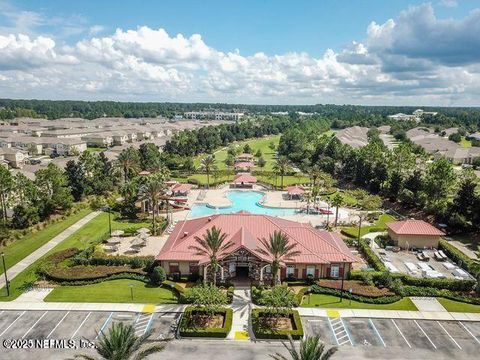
<box><xmin>251</xmin><ymin>309</ymin><xmax>304</xmax><ymax>340</ymax></box>
<box><xmin>179</xmin><ymin>306</ymin><xmax>233</xmax><ymax>338</ymax></box>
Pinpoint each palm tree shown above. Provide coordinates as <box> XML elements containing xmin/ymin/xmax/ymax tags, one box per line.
<box><xmin>72</xmin><ymin>322</ymin><xmax>167</xmax><ymax>360</ymax></box>
<box><xmin>257</xmin><ymin>231</ymin><xmax>301</xmax><ymax>285</ymax></box>
<box><xmin>331</xmin><ymin>193</ymin><xmax>344</xmax><ymax>227</ymax></box>
<box><xmin>308</xmin><ymin>165</ymin><xmax>323</xmax><ymax>188</ymax></box>
<box><xmin>117</xmin><ymin>148</ymin><xmax>140</xmax><ymax>183</ymax></box>
<box><xmin>270</xmin><ymin>335</ymin><xmax>337</xmax><ymax>360</ymax></box>
<box><xmin>273</xmin><ymin>157</ymin><xmax>291</xmax><ymax>189</ymax></box>
<box><xmin>200</xmin><ymin>155</ymin><xmax>216</xmax><ymax>188</ymax></box>
<box><xmin>189</xmin><ymin>226</ymin><xmax>233</xmax><ymax>285</ymax></box>
<box><xmin>139</xmin><ymin>177</ymin><xmax>164</xmax><ymax>235</ymax></box>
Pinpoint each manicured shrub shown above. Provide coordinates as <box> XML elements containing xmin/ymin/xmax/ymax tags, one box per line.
<box><xmin>357</xmin><ymin>238</ymin><xmax>387</xmax><ymax>272</ymax></box>
<box><xmin>151</xmin><ymin>266</ymin><xmax>166</xmax><ymax>285</ymax></box>
<box><xmin>251</xmin><ymin>309</ymin><xmax>304</xmax><ymax>340</ymax></box>
<box><xmin>439</xmin><ymin>239</ymin><xmax>479</xmax><ymax>278</ymax></box>
<box><xmin>42</xmin><ymin>265</ymin><xmax>146</xmax><ymax>282</ymax></box>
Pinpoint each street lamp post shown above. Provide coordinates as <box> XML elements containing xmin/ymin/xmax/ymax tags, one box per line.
<box><xmin>1</xmin><ymin>253</ymin><xmax>9</xmax><ymax>296</ymax></box>
<box><xmin>340</xmin><ymin>257</ymin><xmax>346</xmax><ymax>302</ymax></box>
<box><xmin>129</xmin><ymin>284</ymin><xmax>134</xmax><ymax>301</ymax></box>
<box><xmin>107</xmin><ymin>207</ymin><xmax>112</xmax><ymax>237</ymax></box>
<box><xmin>357</xmin><ymin>214</ymin><xmax>363</xmax><ymax>246</ymax></box>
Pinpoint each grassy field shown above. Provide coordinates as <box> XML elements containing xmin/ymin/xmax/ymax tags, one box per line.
<box><xmin>85</xmin><ymin>147</ymin><xmax>107</xmax><ymax>153</ymax></box>
<box><xmin>301</xmin><ymin>294</ymin><xmax>417</xmax><ymax>310</ymax></box>
<box><xmin>0</xmin><ymin>207</ymin><xmax>92</xmax><ymax>274</ymax></box>
<box><xmin>193</xmin><ymin>135</ymin><xmax>281</xmax><ymax>171</ymax></box>
<box><xmin>0</xmin><ymin>212</ymin><xmax>151</xmax><ymax>301</ymax></box>
<box><xmin>437</xmin><ymin>298</ymin><xmax>480</xmax><ymax>313</ymax></box>
<box><xmin>459</xmin><ymin>138</ymin><xmax>472</xmax><ymax>148</ymax></box>
<box><xmin>326</xmin><ymin>191</ymin><xmax>358</xmax><ymax>207</ymax></box>
<box><xmin>256</xmin><ymin>174</ymin><xmax>310</xmax><ymax>188</ymax></box>
<box><xmin>44</xmin><ymin>279</ymin><xmax>177</xmax><ymax>304</ymax></box>
<box><xmin>341</xmin><ymin>213</ymin><xmax>395</xmax><ymax>238</ymax></box>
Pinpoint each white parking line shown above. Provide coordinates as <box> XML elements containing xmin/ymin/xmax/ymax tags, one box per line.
<box><xmin>71</xmin><ymin>312</ymin><xmax>91</xmax><ymax>339</ymax></box>
<box><xmin>391</xmin><ymin>319</ymin><xmax>411</xmax><ymax>348</ymax></box>
<box><xmin>436</xmin><ymin>321</ymin><xmax>461</xmax><ymax>350</ymax></box>
<box><xmin>95</xmin><ymin>312</ymin><xmax>114</xmax><ymax>340</ymax></box>
<box><xmin>0</xmin><ymin>311</ymin><xmax>26</xmax><ymax>337</ymax></box>
<box><xmin>459</xmin><ymin>322</ymin><xmax>480</xmax><ymax>345</ymax></box>
<box><xmin>369</xmin><ymin>319</ymin><xmax>386</xmax><ymax>347</ymax></box>
<box><xmin>22</xmin><ymin>311</ymin><xmax>48</xmax><ymax>339</ymax></box>
<box><xmin>47</xmin><ymin>311</ymin><xmax>70</xmax><ymax>339</ymax></box>
<box><xmin>414</xmin><ymin>320</ymin><xmax>437</xmax><ymax>350</ymax></box>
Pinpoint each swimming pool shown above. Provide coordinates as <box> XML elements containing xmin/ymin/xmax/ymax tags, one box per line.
<box><xmin>188</xmin><ymin>190</ymin><xmax>298</xmax><ymax>218</ymax></box>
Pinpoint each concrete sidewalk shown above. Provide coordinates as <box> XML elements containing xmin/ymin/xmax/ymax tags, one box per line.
<box><xmin>0</xmin><ymin>211</ymin><xmax>101</xmax><ymax>289</ymax></box>
<box><xmin>0</xmin><ymin>301</ymin><xmax>185</xmax><ymax>313</ymax></box>
<box><xmin>296</xmin><ymin>307</ymin><xmax>480</xmax><ymax>321</ymax></box>
<box><xmin>228</xmin><ymin>287</ymin><xmax>253</xmax><ymax>340</ymax></box>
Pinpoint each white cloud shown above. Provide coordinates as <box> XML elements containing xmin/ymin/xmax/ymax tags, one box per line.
<box><xmin>1</xmin><ymin>4</ymin><xmax>480</xmax><ymax>105</ymax></box>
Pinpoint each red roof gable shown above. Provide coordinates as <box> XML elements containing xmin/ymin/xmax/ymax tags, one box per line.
<box><xmin>234</xmin><ymin>161</ymin><xmax>254</xmax><ymax>169</ymax></box>
<box><xmin>287</xmin><ymin>185</ymin><xmax>305</xmax><ymax>194</ymax></box>
<box><xmin>386</xmin><ymin>220</ymin><xmax>445</xmax><ymax>236</ymax></box>
<box><xmin>157</xmin><ymin>213</ymin><xmax>356</xmax><ymax>265</ymax></box>
<box><xmin>233</xmin><ymin>174</ymin><xmax>257</xmax><ymax>183</ymax></box>
<box><xmin>171</xmin><ymin>183</ymin><xmax>193</xmax><ymax>193</ymax></box>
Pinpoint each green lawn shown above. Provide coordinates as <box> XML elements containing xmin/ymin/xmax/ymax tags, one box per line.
<box><xmin>0</xmin><ymin>207</ymin><xmax>92</xmax><ymax>274</ymax></box>
<box><xmin>437</xmin><ymin>298</ymin><xmax>480</xmax><ymax>313</ymax></box>
<box><xmin>459</xmin><ymin>138</ymin><xmax>472</xmax><ymax>148</ymax></box>
<box><xmin>301</xmin><ymin>294</ymin><xmax>417</xmax><ymax>310</ymax></box>
<box><xmin>193</xmin><ymin>135</ymin><xmax>281</xmax><ymax>171</ymax></box>
<box><xmin>256</xmin><ymin>174</ymin><xmax>310</xmax><ymax>188</ymax></box>
<box><xmin>85</xmin><ymin>147</ymin><xmax>107</xmax><ymax>153</ymax></box>
<box><xmin>0</xmin><ymin>212</ymin><xmax>152</xmax><ymax>301</ymax></box>
<box><xmin>44</xmin><ymin>279</ymin><xmax>177</xmax><ymax>304</ymax></box>
<box><xmin>326</xmin><ymin>191</ymin><xmax>358</xmax><ymax>207</ymax></box>
<box><xmin>341</xmin><ymin>213</ymin><xmax>395</xmax><ymax>238</ymax></box>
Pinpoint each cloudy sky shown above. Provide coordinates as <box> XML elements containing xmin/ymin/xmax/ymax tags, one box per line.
<box><xmin>1</xmin><ymin>0</ymin><xmax>480</xmax><ymax>106</ymax></box>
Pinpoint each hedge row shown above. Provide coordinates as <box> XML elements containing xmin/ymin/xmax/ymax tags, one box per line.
<box><xmin>349</xmin><ymin>271</ymin><xmax>475</xmax><ymax>292</ymax></box>
<box><xmin>179</xmin><ymin>307</ymin><xmax>233</xmax><ymax>338</ymax></box>
<box><xmin>341</xmin><ymin>227</ymin><xmax>385</xmax><ymax>239</ymax></box>
<box><xmin>357</xmin><ymin>238</ymin><xmax>387</xmax><ymax>272</ymax></box>
<box><xmin>42</xmin><ymin>265</ymin><xmax>146</xmax><ymax>282</ymax></box>
<box><xmin>74</xmin><ymin>251</ymin><xmax>155</xmax><ymax>270</ymax></box>
<box><xmin>56</xmin><ymin>273</ymin><xmax>149</xmax><ymax>286</ymax></box>
<box><xmin>439</xmin><ymin>239</ymin><xmax>479</xmax><ymax>278</ymax></box>
<box><xmin>251</xmin><ymin>309</ymin><xmax>304</xmax><ymax>340</ymax></box>
<box><xmin>309</xmin><ymin>285</ymin><xmax>402</xmax><ymax>304</ymax></box>
<box><xmin>400</xmin><ymin>286</ymin><xmax>480</xmax><ymax>305</ymax></box>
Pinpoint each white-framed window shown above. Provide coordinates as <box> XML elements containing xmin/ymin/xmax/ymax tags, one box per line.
<box><xmin>306</xmin><ymin>266</ymin><xmax>315</xmax><ymax>277</ymax></box>
<box><xmin>330</xmin><ymin>265</ymin><xmax>340</xmax><ymax>278</ymax></box>
<box><xmin>286</xmin><ymin>265</ymin><xmax>295</xmax><ymax>276</ymax></box>
<box><xmin>265</xmin><ymin>265</ymin><xmax>272</xmax><ymax>274</ymax></box>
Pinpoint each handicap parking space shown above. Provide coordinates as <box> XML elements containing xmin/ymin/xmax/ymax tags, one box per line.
<box><xmin>302</xmin><ymin>316</ymin><xmax>480</xmax><ymax>356</ymax></box>
<box><xmin>303</xmin><ymin>318</ymin><xmax>336</xmax><ymax>345</ymax></box>
<box><xmin>343</xmin><ymin>318</ymin><xmax>384</xmax><ymax>347</ymax></box>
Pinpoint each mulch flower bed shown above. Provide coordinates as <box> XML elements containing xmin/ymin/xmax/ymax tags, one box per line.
<box><xmin>317</xmin><ymin>280</ymin><xmax>394</xmax><ymax>297</ymax></box>
<box><xmin>257</xmin><ymin>314</ymin><xmax>294</xmax><ymax>331</ymax></box>
<box><xmin>188</xmin><ymin>313</ymin><xmax>225</xmax><ymax>329</ymax></box>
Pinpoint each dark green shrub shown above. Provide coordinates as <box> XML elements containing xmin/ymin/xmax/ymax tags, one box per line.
<box><xmin>309</xmin><ymin>284</ymin><xmax>401</xmax><ymax>304</ymax></box>
<box><xmin>151</xmin><ymin>266</ymin><xmax>166</xmax><ymax>285</ymax></box>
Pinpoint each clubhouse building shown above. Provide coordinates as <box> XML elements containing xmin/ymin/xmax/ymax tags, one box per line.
<box><xmin>157</xmin><ymin>212</ymin><xmax>355</xmax><ymax>283</ymax></box>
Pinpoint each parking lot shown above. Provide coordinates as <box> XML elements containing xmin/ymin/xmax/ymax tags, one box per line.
<box><xmin>0</xmin><ymin>310</ymin><xmax>180</xmax><ymax>359</ymax></box>
<box><xmin>303</xmin><ymin>316</ymin><xmax>480</xmax><ymax>357</ymax></box>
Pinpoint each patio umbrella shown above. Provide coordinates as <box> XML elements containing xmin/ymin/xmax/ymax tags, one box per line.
<box><xmin>131</xmin><ymin>235</ymin><xmax>146</xmax><ymax>247</ymax></box>
<box><xmin>105</xmin><ymin>236</ymin><xmax>121</xmax><ymax>245</ymax></box>
<box><xmin>136</xmin><ymin>228</ymin><xmax>150</xmax><ymax>236</ymax></box>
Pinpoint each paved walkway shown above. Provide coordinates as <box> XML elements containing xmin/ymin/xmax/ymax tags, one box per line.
<box><xmin>227</xmin><ymin>287</ymin><xmax>253</xmax><ymax>340</ymax></box>
<box><xmin>0</xmin><ymin>211</ymin><xmax>101</xmax><ymax>289</ymax></box>
<box><xmin>410</xmin><ymin>297</ymin><xmax>447</xmax><ymax>312</ymax></box>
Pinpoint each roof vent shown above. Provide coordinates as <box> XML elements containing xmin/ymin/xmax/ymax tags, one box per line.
<box><xmin>184</xmin><ymin>231</ymin><xmax>189</xmax><ymax>237</ymax></box>
<box><xmin>208</xmin><ymin>217</ymin><xmax>212</xmax><ymax>222</ymax></box>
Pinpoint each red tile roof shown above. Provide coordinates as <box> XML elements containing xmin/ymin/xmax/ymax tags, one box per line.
<box><xmin>234</xmin><ymin>161</ymin><xmax>253</xmax><ymax>169</ymax></box>
<box><xmin>171</xmin><ymin>183</ymin><xmax>193</xmax><ymax>193</ymax></box>
<box><xmin>386</xmin><ymin>220</ymin><xmax>445</xmax><ymax>236</ymax></box>
<box><xmin>287</xmin><ymin>185</ymin><xmax>305</xmax><ymax>194</ymax></box>
<box><xmin>232</xmin><ymin>174</ymin><xmax>257</xmax><ymax>183</ymax></box>
<box><xmin>157</xmin><ymin>213</ymin><xmax>356</xmax><ymax>265</ymax></box>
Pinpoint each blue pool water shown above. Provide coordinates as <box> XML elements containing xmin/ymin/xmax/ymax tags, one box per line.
<box><xmin>188</xmin><ymin>190</ymin><xmax>298</xmax><ymax>218</ymax></box>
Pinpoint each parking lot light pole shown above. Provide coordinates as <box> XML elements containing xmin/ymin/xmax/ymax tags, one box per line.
<box><xmin>129</xmin><ymin>284</ymin><xmax>134</xmax><ymax>301</ymax></box>
<box><xmin>357</xmin><ymin>214</ymin><xmax>363</xmax><ymax>246</ymax></box>
<box><xmin>340</xmin><ymin>258</ymin><xmax>346</xmax><ymax>302</ymax></box>
<box><xmin>107</xmin><ymin>207</ymin><xmax>112</xmax><ymax>237</ymax></box>
<box><xmin>1</xmin><ymin>253</ymin><xmax>9</xmax><ymax>296</ymax></box>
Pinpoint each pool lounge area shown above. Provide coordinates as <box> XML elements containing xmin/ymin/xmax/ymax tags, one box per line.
<box><xmin>188</xmin><ymin>190</ymin><xmax>298</xmax><ymax>218</ymax></box>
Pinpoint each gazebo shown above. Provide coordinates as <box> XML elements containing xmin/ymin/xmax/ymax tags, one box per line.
<box><xmin>171</xmin><ymin>183</ymin><xmax>193</xmax><ymax>196</ymax></box>
<box><xmin>236</xmin><ymin>153</ymin><xmax>254</xmax><ymax>162</ymax></box>
<box><xmin>286</xmin><ymin>185</ymin><xmax>305</xmax><ymax>199</ymax></box>
<box><xmin>231</xmin><ymin>173</ymin><xmax>257</xmax><ymax>188</ymax></box>
<box><xmin>234</xmin><ymin>161</ymin><xmax>254</xmax><ymax>172</ymax></box>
